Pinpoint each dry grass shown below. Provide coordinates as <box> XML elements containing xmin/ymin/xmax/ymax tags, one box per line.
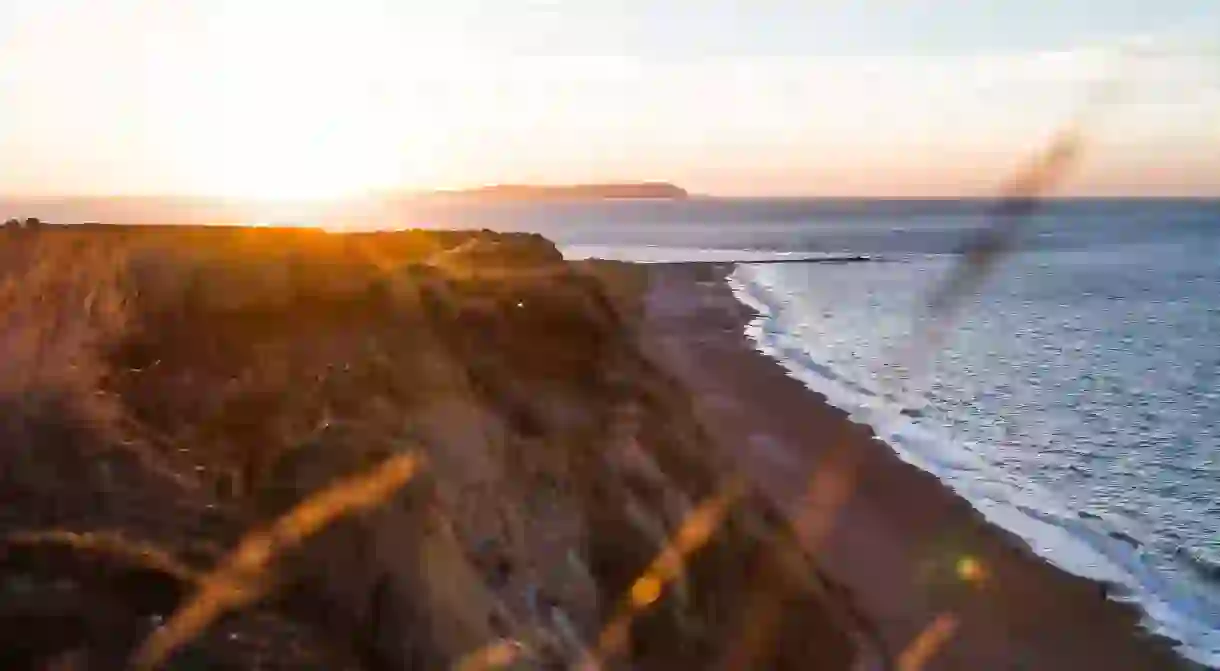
<box><xmin>0</xmin><ymin>226</ymin><xmax>530</xmax><ymax>666</ymax></box>
<box><xmin>0</xmin><ymin>228</ymin><xmax>449</xmax><ymax>666</ymax></box>
<box><xmin>586</xmin><ymin>475</ymin><xmax>749</xmax><ymax>669</ymax></box>
<box><xmin>132</xmin><ymin>451</ymin><xmax>424</xmax><ymax>669</ymax></box>
<box><xmin>0</xmin><ymin>234</ymin><xmax>128</xmax><ymax>427</ymax></box>
<box><xmin>3</xmin><ymin>529</ymin><xmax>200</xmax><ymax>584</ymax></box>
<box><xmin>1</xmin><ymin>225</ymin><xmax>864</xmax><ymax>670</ymax></box>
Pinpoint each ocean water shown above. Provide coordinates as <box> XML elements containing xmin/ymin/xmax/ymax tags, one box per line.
<box><xmin>732</xmin><ymin>237</ymin><xmax>1220</xmax><ymax>667</ymax></box>
<box><xmin>535</xmin><ymin>198</ymin><xmax>1220</xmax><ymax>666</ymax></box>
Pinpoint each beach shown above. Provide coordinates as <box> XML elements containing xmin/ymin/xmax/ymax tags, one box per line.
<box><xmin>639</xmin><ymin>261</ymin><xmax>1191</xmax><ymax>670</ymax></box>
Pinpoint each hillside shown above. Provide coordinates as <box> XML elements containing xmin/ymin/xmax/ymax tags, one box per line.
<box><xmin>0</xmin><ymin>224</ymin><xmax>857</xmax><ymax>669</ymax></box>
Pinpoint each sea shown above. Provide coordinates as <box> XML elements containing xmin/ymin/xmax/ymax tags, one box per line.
<box><xmin>442</xmin><ymin>197</ymin><xmax>1220</xmax><ymax>667</ymax></box>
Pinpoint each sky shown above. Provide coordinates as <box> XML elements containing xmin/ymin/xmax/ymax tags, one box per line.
<box><xmin>1</xmin><ymin>0</ymin><xmax>1218</xmax><ymax>198</ymax></box>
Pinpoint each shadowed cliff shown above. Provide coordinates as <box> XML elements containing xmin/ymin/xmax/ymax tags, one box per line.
<box><xmin>0</xmin><ymin>224</ymin><xmax>860</xmax><ymax>669</ymax></box>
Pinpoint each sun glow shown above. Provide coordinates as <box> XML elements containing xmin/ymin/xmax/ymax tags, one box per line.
<box><xmin>1</xmin><ymin>1</ymin><xmax>1217</xmax><ymax>199</ymax></box>
<box><xmin>158</xmin><ymin>3</ymin><xmax>464</xmax><ymax>201</ymax></box>
<box><xmin>176</xmin><ymin>99</ymin><xmax>407</xmax><ymax>203</ymax></box>
<box><xmin>182</xmin><ymin>106</ymin><xmax>409</xmax><ymax>201</ymax></box>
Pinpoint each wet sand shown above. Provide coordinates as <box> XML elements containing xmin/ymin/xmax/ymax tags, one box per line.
<box><xmin>639</xmin><ymin>262</ymin><xmax>1191</xmax><ymax>670</ymax></box>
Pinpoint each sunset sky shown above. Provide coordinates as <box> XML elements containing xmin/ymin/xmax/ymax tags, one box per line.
<box><xmin>1</xmin><ymin>0</ymin><xmax>1218</xmax><ymax>199</ymax></box>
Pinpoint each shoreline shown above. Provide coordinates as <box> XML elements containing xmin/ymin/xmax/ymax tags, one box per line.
<box><xmin>638</xmin><ymin>261</ymin><xmax>1192</xmax><ymax>670</ymax></box>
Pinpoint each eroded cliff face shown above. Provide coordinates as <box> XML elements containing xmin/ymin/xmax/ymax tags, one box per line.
<box><xmin>0</xmin><ymin>226</ymin><xmax>857</xmax><ymax>669</ymax></box>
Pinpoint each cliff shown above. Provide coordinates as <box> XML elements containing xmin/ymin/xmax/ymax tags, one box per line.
<box><xmin>0</xmin><ymin>224</ymin><xmax>856</xmax><ymax>669</ymax></box>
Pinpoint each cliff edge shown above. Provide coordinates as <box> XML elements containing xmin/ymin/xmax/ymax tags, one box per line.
<box><xmin>0</xmin><ymin>224</ymin><xmax>858</xmax><ymax>669</ymax></box>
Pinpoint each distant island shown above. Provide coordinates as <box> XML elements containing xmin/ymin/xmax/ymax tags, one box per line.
<box><xmin>421</xmin><ymin>182</ymin><xmax>689</xmax><ymax>201</ymax></box>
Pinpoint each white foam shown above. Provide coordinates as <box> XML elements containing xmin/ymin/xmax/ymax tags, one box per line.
<box><xmin>728</xmin><ymin>263</ymin><xmax>1220</xmax><ymax>669</ymax></box>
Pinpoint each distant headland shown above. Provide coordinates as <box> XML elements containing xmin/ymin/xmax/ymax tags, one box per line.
<box><xmin>421</xmin><ymin>182</ymin><xmax>689</xmax><ymax>201</ymax></box>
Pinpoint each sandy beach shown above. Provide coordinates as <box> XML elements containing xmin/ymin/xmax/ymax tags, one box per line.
<box><xmin>640</xmin><ymin>261</ymin><xmax>1191</xmax><ymax>670</ymax></box>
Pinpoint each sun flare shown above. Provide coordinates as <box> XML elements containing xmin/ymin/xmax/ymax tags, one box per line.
<box><xmin>165</xmin><ymin>5</ymin><xmax>456</xmax><ymax>201</ymax></box>
<box><xmin>179</xmin><ymin>85</ymin><xmax>422</xmax><ymax>201</ymax></box>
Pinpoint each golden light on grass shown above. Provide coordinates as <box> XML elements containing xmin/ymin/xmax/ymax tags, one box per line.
<box><xmin>955</xmin><ymin>556</ymin><xmax>986</xmax><ymax>585</ymax></box>
<box><xmin>586</xmin><ymin>476</ymin><xmax>749</xmax><ymax>670</ymax></box>
<box><xmin>898</xmin><ymin>612</ymin><xmax>960</xmax><ymax>671</ymax></box>
<box><xmin>629</xmin><ymin>575</ymin><xmax>663</xmax><ymax>608</ymax></box>
<box><xmin>451</xmin><ymin>638</ymin><xmax>526</xmax><ymax>671</ymax></box>
<box><xmin>131</xmin><ymin>450</ymin><xmax>423</xmax><ymax>670</ymax></box>
<box><xmin>4</xmin><ymin>530</ymin><xmax>200</xmax><ymax>584</ymax></box>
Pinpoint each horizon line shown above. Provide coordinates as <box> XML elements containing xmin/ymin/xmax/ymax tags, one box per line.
<box><xmin>3</xmin><ymin>192</ymin><xmax>1219</xmax><ymax>203</ymax></box>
